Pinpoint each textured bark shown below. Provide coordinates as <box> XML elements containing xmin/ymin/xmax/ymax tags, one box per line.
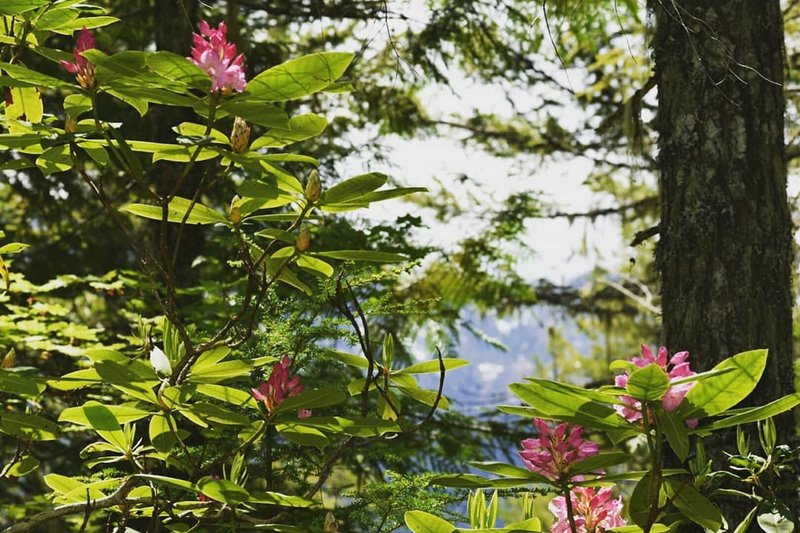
<box><xmin>652</xmin><ymin>0</ymin><xmax>797</xmax><ymax>525</ymax></box>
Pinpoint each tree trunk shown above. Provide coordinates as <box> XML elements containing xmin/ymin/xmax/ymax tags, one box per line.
<box><xmin>651</xmin><ymin>0</ymin><xmax>797</xmax><ymax>524</ymax></box>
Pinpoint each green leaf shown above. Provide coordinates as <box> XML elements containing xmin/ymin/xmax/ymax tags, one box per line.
<box><xmin>0</xmin><ymin>62</ymin><xmax>74</xmax><ymax>89</ymax></box>
<box><xmin>397</xmin><ymin>358</ymin><xmax>470</xmax><ymax>374</ymax></box>
<box><xmin>314</xmin><ymin>250</ymin><xmax>408</xmax><ymax>263</ymax></box>
<box><xmin>0</xmin><ymin>412</ymin><xmax>59</xmax><ymax>441</ymax></box>
<box><xmin>430</xmin><ymin>474</ymin><xmax>543</xmax><ymax>490</ymax></box>
<box><xmin>136</xmin><ymin>473</ymin><xmax>197</xmax><ymax>493</ymax></box>
<box><xmin>49</xmin><ymin>16</ymin><xmax>120</xmax><ymax>34</ymax></box>
<box><xmin>663</xmin><ymin>478</ymin><xmax>722</xmax><ymax>530</ymax></box>
<box><xmin>660</xmin><ymin>409</ymin><xmax>690</xmax><ymax>461</ymax></box>
<box><xmin>404</xmin><ymin>511</ymin><xmax>457</xmax><ymax>533</ymax></box>
<box><xmin>629</xmin><ymin>473</ymin><xmax>659</xmax><ymax>527</ymax></box>
<box><xmin>6</xmin><ymin>454</ymin><xmax>39</xmax><ymax>477</ymax></box>
<box><xmin>121</xmin><ymin>197</ymin><xmax>228</xmax><ymax>225</ymax></box>
<box><xmin>276</xmin><ymin>387</ymin><xmax>346</xmax><ymax>413</ymax></box>
<box><xmin>60</xmin><ymin>404</ymin><xmax>152</xmax><ymax>426</ymax></box>
<box><xmin>395</xmin><ymin>386</ymin><xmax>449</xmax><ymax>410</ymax></box>
<box><xmin>275</xmin><ymin>422</ymin><xmax>329</xmax><ymax>449</ymax></box>
<box><xmin>325</xmin><ymin>350</ymin><xmax>369</xmax><ymax>369</ymax></box>
<box><xmin>174</xmin><ymin>122</ymin><xmax>228</xmax><ymax>143</ymax></box>
<box><xmin>216</xmin><ymin>100</ymin><xmax>289</xmax><ymax>129</ymax></box>
<box><xmin>149</xmin><ymin>412</ymin><xmax>177</xmax><ymax>453</ymax></box>
<box><xmin>6</xmin><ymin>86</ymin><xmax>43</xmax><ymax>124</ymax></box>
<box><xmin>188</xmin><ymin>358</ymin><xmax>252</xmax><ymax>383</ymax></box>
<box><xmin>183</xmin><ymin>402</ymin><xmax>251</xmax><ymax>426</ymax></box>
<box><xmin>468</xmin><ymin>461</ymin><xmax>549</xmax><ymax>483</ymax></box>
<box><xmin>74</xmin><ymin>401</ymin><xmax>128</xmax><ymax>451</ymax></box>
<box><xmin>250</xmin><ymin>114</ymin><xmax>328</xmax><ymax>149</ymax></box>
<box><xmin>681</xmin><ymin>349</ymin><xmax>768</xmax><ymax>418</ymax></box>
<box><xmin>0</xmin><ymin>0</ymin><xmax>50</xmax><ymax>15</ymax></box>
<box><xmin>0</xmin><ymin>369</ymin><xmax>43</xmax><ymax>396</ymax></box>
<box><xmin>197</xmin><ymin>477</ymin><xmax>250</xmax><ymax>505</ymax></box>
<box><xmin>626</xmin><ymin>363</ymin><xmax>670</xmax><ymax>401</ymax></box>
<box><xmin>146</xmin><ymin>52</ymin><xmax>209</xmax><ymax>89</ymax></box>
<box><xmin>569</xmin><ymin>451</ymin><xmax>629</xmax><ymax>475</ymax></box>
<box><xmin>189</xmin><ymin>346</ymin><xmax>232</xmax><ymax>373</ymax></box>
<box><xmin>700</xmin><ymin>393</ymin><xmax>800</xmax><ymax>432</ymax></box>
<box><xmin>509</xmin><ymin>380</ymin><xmax>627</xmax><ymax>430</ymax></box>
<box><xmin>247</xmin><ymin>491</ymin><xmax>315</xmax><ymax>507</ymax></box>
<box><xmin>321</xmin><ymin>172</ymin><xmax>388</xmax><ymax>205</ymax></box>
<box><xmin>296</xmin><ymin>255</ymin><xmax>334</xmax><ymax>278</ymax></box>
<box><xmin>194</xmin><ymin>383</ymin><xmax>255</xmax><ymax>407</ymax></box>
<box><xmin>35</xmin><ymin>144</ymin><xmax>72</xmax><ymax>175</ymax></box>
<box><xmin>245</xmin><ymin>52</ymin><xmax>353</xmax><ymax>101</ymax></box>
<box><xmin>757</xmin><ymin>509</ymin><xmax>795</xmax><ymax>533</ymax></box>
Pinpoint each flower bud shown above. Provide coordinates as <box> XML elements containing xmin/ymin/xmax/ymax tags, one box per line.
<box><xmin>305</xmin><ymin>170</ymin><xmax>322</xmax><ymax>203</ymax></box>
<box><xmin>229</xmin><ymin>204</ymin><xmax>242</xmax><ymax>226</ymax></box>
<box><xmin>230</xmin><ymin>117</ymin><xmax>251</xmax><ymax>153</ymax></box>
<box><xmin>295</xmin><ymin>228</ymin><xmax>311</xmax><ymax>252</ymax></box>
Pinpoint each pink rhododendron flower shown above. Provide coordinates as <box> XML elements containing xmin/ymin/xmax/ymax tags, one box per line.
<box><xmin>614</xmin><ymin>345</ymin><xmax>697</xmax><ymax>426</ymax></box>
<box><xmin>251</xmin><ymin>355</ymin><xmax>309</xmax><ymax>417</ymax></box>
<box><xmin>550</xmin><ymin>486</ymin><xmax>626</xmax><ymax>533</ymax></box>
<box><xmin>60</xmin><ymin>29</ymin><xmax>96</xmax><ymax>88</ymax></box>
<box><xmin>519</xmin><ymin>419</ymin><xmax>599</xmax><ymax>481</ymax></box>
<box><xmin>189</xmin><ymin>20</ymin><xmax>247</xmax><ymax>94</ymax></box>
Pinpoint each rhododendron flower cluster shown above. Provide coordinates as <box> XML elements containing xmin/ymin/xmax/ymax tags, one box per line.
<box><xmin>519</xmin><ymin>418</ymin><xmax>599</xmax><ymax>481</ymax></box>
<box><xmin>189</xmin><ymin>20</ymin><xmax>247</xmax><ymax>94</ymax></box>
<box><xmin>550</xmin><ymin>486</ymin><xmax>626</xmax><ymax>533</ymax></box>
<box><xmin>614</xmin><ymin>345</ymin><xmax>697</xmax><ymax>424</ymax></box>
<box><xmin>251</xmin><ymin>355</ymin><xmax>311</xmax><ymax>418</ymax></box>
<box><xmin>60</xmin><ymin>29</ymin><xmax>96</xmax><ymax>88</ymax></box>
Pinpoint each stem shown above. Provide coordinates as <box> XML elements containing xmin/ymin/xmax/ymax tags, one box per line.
<box><xmin>264</xmin><ymin>424</ymin><xmax>275</xmax><ymax>491</ymax></box>
<box><xmin>642</xmin><ymin>403</ymin><xmax>663</xmax><ymax>533</ymax></box>
<box><xmin>560</xmin><ymin>481</ymin><xmax>578</xmax><ymax>533</ymax></box>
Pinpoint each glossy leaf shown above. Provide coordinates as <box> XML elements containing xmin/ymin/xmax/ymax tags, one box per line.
<box><xmin>404</xmin><ymin>511</ymin><xmax>457</xmax><ymax>533</ymax></box>
<box><xmin>681</xmin><ymin>349</ymin><xmax>768</xmax><ymax>418</ymax></box>
<box><xmin>246</xmin><ymin>52</ymin><xmax>354</xmax><ymax>101</ymax></box>
<box><xmin>700</xmin><ymin>393</ymin><xmax>800</xmax><ymax>432</ymax></box>
<box><xmin>663</xmin><ymin>478</ymin><xmax>722</xmax><ymax>530</ymax></box>
<box><xmin>314</xmin><ymin>250</ymin><xmax>408</xmax><ymax>262</ymax></box>
<box><xmin>321</xmin><ymin>172</ymin><xmax>388</xmax><ymax>205</ymax></box>
<box><xmin>626</xmin><ymin>363</ymin><xmax>670</xmax><ymax>401</ymax></box>
<box><xmin>250</xmin><ymin>114</ymin><xmax>327</xmax><ymax>149</ymax></box>
<box><xmin>397</xmin><ymin>358</ymin><xmax>470</xmax><ymax>375</ymax></box>
<box><xmin>121</xmin><ymin>197</ymin><xmax>228</xmax><ymax>225</ymax></box>
<box><xmin>660</xmin><ymin>409</ymin><xmax>690</xmax><ymax>461</ymax></box>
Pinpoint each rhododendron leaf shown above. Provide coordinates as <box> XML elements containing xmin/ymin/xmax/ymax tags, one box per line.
<box><xmin>6</xmin><ymin>454</ymin><xmax>39</xmax><ymax>477</ymax></box>
<box><xmin>509</xmin><ymin>381</ymin><xmax>627</xmax><ymax>430</ymax></box>
<box><xmin>185</xmin><ymin>402</ymin><xmax>250</xmax><ymax>426</ymax></box>
<box><xmin>468</xmin><ymin>461</ymin><xmax>549</xmax><ymax>483</ymax></box>
<box><xmin>250</xmin><ymin>114</ymin><xmax>328</xmax><ymax>149</ymax></box>
<box><xmin>146</xmin><ymin>52</ymin><xmax>209</xmax><ymax>89</ymax></box>
<box><xmin>276</xmin><ymin>386</ymin><xmax>346</xmax><ymax>413</ymax></box>
<box><xmin>248</xmin><ymin>491</ymin><xmax>315</xmax><ymax>507</ymax></box>
<box><xmin>60</xmin><ymin>403</ymin><xmax>152</xmax><ymax>426</ymax></box>
<box><xmin>50</xmin><ymin>16</ymin><xmax>119</xmax><ymax>34</ymax></box>
<box><xmin>36</xmin><ymin>145</ymin><xmax>72</xmax><ymax>175</ymax></box>
<box><xmin>121</xmin><ymin>197</ymin><xmax>228</xmax><ymax>225</ymax></box>
<box><xmin>626</xmin><ymin>363</ymin><xmax>670</xmax><ymax>401</ymax></box>
<box><xmin>314</xmin><ymin>250</ymin><xmax>408</xmax><ymax>263</ymax></box>
<box><xmin>76</xmin><ymin>402</ymin><xmax>127</xmax><ymax>450</ymax></box>
<box><xmin>569</xmin><ymin>450</ymin><xmax>629</xmax><ymax>475</ymax></box>
<box><xmin>197</xmin><ymin>477</ymin><xmax>250</xmax><ymax>505</ymax></box>
<box><xmin>0</xmin><ymin>62</ymin><xmax>75</xmax><ymax>88</ymax></box>
<box><xmin>0</xmin><ymin>412</ymin><xmax>59</xmax><ymax>441</ymax></box>
<box><xmin>396</xmin><ymin>386</ymin><xmax>449</xmax><ymax>410</ymax></box>
<box><xmin>664</xmin><ymin>478</ymin><xmax>722</xmax><ymax>530</ymax></box>
<box><xmin>149</xmin><ymin>412</ymin><xmax>177</xmax><ymax>453</ymax></box>
<box><xmin>430</xmin><ymin>474</ymin><xmax>544</xmax><ymax>490</ymax></box>
<box><xmin>6</xmin><ymin>86</ymin><xmax>43</xmax><ymax>124</ymax></box>
<box><xmin>699</xmin><ymin>393</ymin><xmax>800</xmax><ymax>432</ymax></box>
<box><xmin>276</xmin><ymin>423</ymin><xmax>329</xmax><ymax>449</ymax></box>
<box><xmin>0</xmin><ymin>369</ymin><xmax>43</xmax><ymax>396</ymax></box>
<box><xmin>194</xmin><ymin>383</ymin><xmax>254</xmax><ymax>407</ymax></box>
<box><xmin>0</xmin><ymin>0</ymin><xmax>50</xmax><ymax>16</ymax></box>
<box><xmin>216</xmin><ymin>101</ymin><xmax>289</xmax><ymax>129</ymax></box>
<box><xmin>321</xmin><ymin>172</ymin><xmax>388</xmax><ymax>205</ymax></box>
<box><xmin>246</xmin><ymin>52</ymin><xmax>354</xmax><ymax>101</ymax></box>
<box><xmin>404</xmin><ymin>511</ymin><xmax>457</xmax><ymax>533</ymax></box>
<box><xmin>659</xmin><ymin>409</ymin><xmax>690</xmax><ymax>461</ymax></box>
<box><xmin>297</xmin><ymin>255</ymin><xmax>334</xmax><ymax>278</ymax></box>
<box><xmin>396</xmin><ymin>358</ymin><xmax>470</xmax><ymax>374</ymax></box>
<box><xmin>174</xmin><ymin>122</ymin><xmax>228</xmax><ymax>143</ymax></box>
<box><xmin>325</xmin><ymin>350</ymin><xmax>369</xmax><ymax>369</ymax></box>
<box><xmin>609</xmin><ymin>359</ymin><xmax>637</xmax><ymax>374</ymax></box>
<box><xmin>681</xmin><ymin>349</ymin><xmax>768</xmax><ymax>418</ymax></box>
<box><xmin>136</xmin><ymin>473</ymin><xmax>197</xmax><ymax>493</ymax></box>
<box><xmin>629</xmin><ymin>472</ymin><xmax>662</xmax><ymax>526</ymax></box>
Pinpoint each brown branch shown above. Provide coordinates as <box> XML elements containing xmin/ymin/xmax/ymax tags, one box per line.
<box><xmin>543</xmin><ymin>196</ymin><xmax>657</xmax><ymax>220</ymax></box>
<box><xmin>630</xmin><ymin>225</ymin><xmax>660</xmax><ymax>247</ymax></box>
<box><xmin>3</xmin><ymin>478</ymin><xmax>138</xmax><ymax>533</ymax></box>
